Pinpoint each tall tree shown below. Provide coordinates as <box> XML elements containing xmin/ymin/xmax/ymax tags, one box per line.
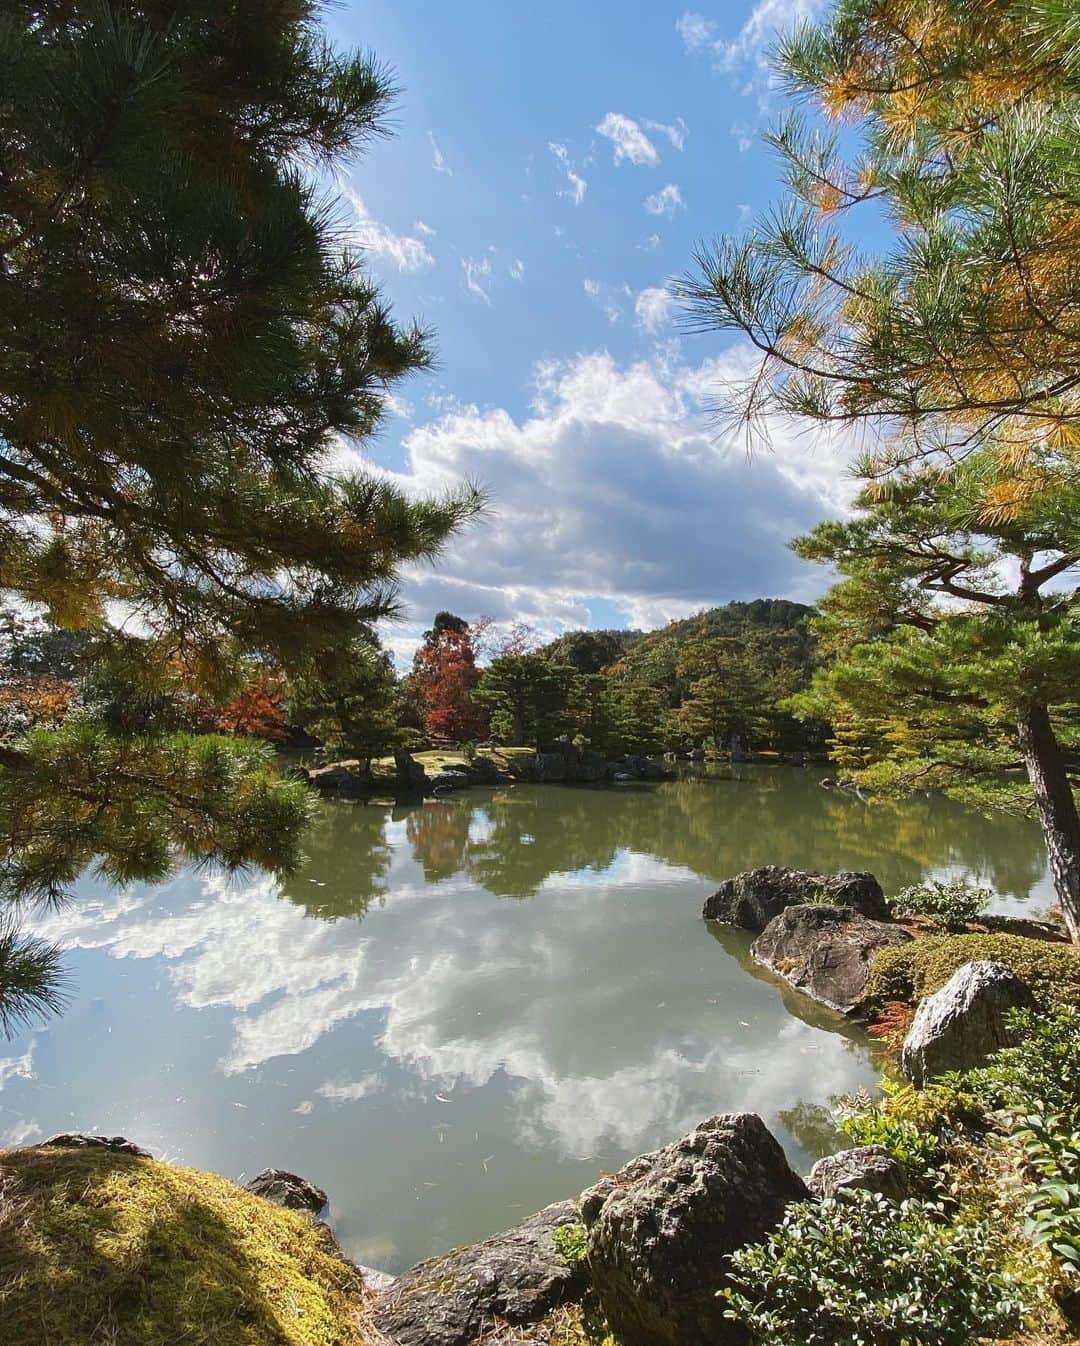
<box><xmin>409</xmin><ymin>615</ymin><xmax>488</xmax><ymax>742</ymax></box>
<box><xmin>0</xmin><ymin>1</ymin><xmax>479</xmax><ymax>1027</ymax></box>
<box><xmin>669</xmin><ymin>637</ymin><xmax>771</xmax><ymax>755</ymax></box>
<box><xmin>286</xmin><ymin>635</ymin><xmax>401</xmax><ymax>776</ymax></box>
<box><xmin>679</xmin><ymin>0</ymin><xmax>1080</xmax><ymax>934</ymax></box>
<box><xmin>475</xmin><ymin>654</ymin><xmax>574</xmax><ymax>748</ymax></box>
<box><xmin>788</xmin><ymin>454</ymin><xmax>1080</xmax><ymax>934</ymax></box>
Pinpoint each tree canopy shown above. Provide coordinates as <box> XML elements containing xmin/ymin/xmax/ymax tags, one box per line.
<box><xmin>0</xmin><ymin>1</ymin><xmax>479</xmax><ymax>1025</ymax></box>
<box><xmin>682</xmin><ymin>0</ymin><xmax>1080</xmax><ymax>934</ymax></box>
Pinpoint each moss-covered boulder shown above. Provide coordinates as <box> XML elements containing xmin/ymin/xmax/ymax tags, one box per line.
<box><xmin>0</xmin><ymin>1144</ymin><xmax>371</xmax><ymax>1346</ymax></box>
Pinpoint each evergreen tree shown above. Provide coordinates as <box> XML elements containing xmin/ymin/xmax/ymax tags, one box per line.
<box><xmin>787</xmin><ymin>452</ymin><xmax>1080</xmax><ymax>934</ymax></box>
<box><xmin>286</xmin><ymin>636</ymin><xmax>401</xmax><ymax>775</ymax></box>
<box><xmin>679</xmin><ymin>0</ymin><xmax>1080</xmax><ymax>933</ymax></box>
<box><xmin>0</xmin><ymin>1</ymin><xmax>479</xmax><ymax>1026</ymax></box>
<box><xmin>475</xmin><ymin>655</ymin><xmax>574</xmax><ymax>748</ymax></box>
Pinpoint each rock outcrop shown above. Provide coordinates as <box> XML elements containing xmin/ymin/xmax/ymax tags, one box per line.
<box><xmin>703</xmin><ymin>866</ymin><xmax>889</xmax><ymax>930</ymax></box>
<box><xmin>751</xmin><ymin>903</ymin><xmax>911</xmax><ymax>1013</ymax></box>
<box><xmin>42</xmin><ymin>1133</ymin><xmax>151</xmax><ymax>1158</ymax></box>
<box><xmin>534</xmin><ymin>742</ymin><xmax>607</xmax><ymax>784</ymax></box>
<box><xmin>374</xmin><ymin>1200</ymin><xmax>587</xmax><ymax>1346</ymax></box>
<box><xmin>901</xmin><ymin>960</ymin><xmax>1036</xmax><ymax>1086</ymax></box>
<box><xmin>806</xmin><ymin>1145</ymin><xmax>908</xmax><ymax>1201</ymax></box>
<box><xmin>245</xmin><ymin>1167</ymin><xmax>327</xmax><ymax>1214</ymax></box>
<box><xmin>581</xmin><ymin>1113</ymin><xmax>808</xmax><ymax>1346</ymax></box>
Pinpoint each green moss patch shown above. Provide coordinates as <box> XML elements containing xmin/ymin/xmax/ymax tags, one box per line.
<box><xmin>0</xmin><ymin>1146</ymin><xmax>371</xmax><ymax>1346</ymax></box>
<box><xmin>866</xmin><ymin>933</ymin><xmax>1080</xmax><ymax>1015</ymax></box>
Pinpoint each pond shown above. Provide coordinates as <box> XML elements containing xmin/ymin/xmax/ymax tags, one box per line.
<box><xmin>0</xmin><ymin>767</ymin><xmax>1054</xmax><ymax>1273</ymax></box>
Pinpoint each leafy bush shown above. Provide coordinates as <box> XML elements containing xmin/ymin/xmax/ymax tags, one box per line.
<box><xmin>1012</xmin><ymin>1113</ymin><xmax>1080</xmax><ymax>1277</ymax></box>
<box><xmin>890</xmin><ymin>879</ymin><xmax>991</xmax><ymax>931</ymax></box>
<box><xmin>552</xmin><ymin>1220</ymin><xmax>588</xmax><ymax>1266</ymax></box>
<box><xmin>866</xmin><ymin>933</ymin><xmax>1080</xmax><ymax>1015</ymax></box>
<box><xmin>723</xmin><ymin>1190</ymin><xmax>1028</xmax><ymax>1346</ymax></box>
<box><xmin>836</xmin><ymin>1079</ymin><xmax>971</xmax><ymax>1171</ymax></box>
<box><xmin>961</xmin><ymin>1009</ymin><xmax>1080</xmax><ymax>1120</ymax></box>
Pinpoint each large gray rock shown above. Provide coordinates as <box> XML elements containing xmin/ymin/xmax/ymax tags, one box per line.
<box><xmin>41</xmin><ymin>1133</ymin><xmax>151</xmax><ymax>1158</ymax></box>
<box><xmin>704</xmin><ymin>866</ymin><xmax>889</xmax><ymax>930</ymax></box>
<box><xmin>581</xmin><ymin>1113</ymin><xmax>808</xmax><ymax>1346</ymax></box>
<box><xmin>751</xmin><ymin>903</ymin><xmax>911</xmax><ymax>1013</ymax></box>
<box><xmin>245</xmin><ymin>1167</ymin><xmax>327</xmax><ymax>1213</ymax></box>
<box><xmin>374</xmin><ymin>1200</ymin><xmax>587</xmax><ymax>1346</ymax></box>
<box><xmin>806</xmin><ymin>1145</ymin><xmax>908</xmax><ymax>1201</ymax></box>
<box><xmin>901</xmin><ymin>960</ymin><xmax>1036</xmax><ymax>1086</ymax></box>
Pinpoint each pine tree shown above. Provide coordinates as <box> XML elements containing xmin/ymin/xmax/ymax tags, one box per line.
<box><xmin>0</xmin><ymin>1</ymin><xmax>480</xmax><ymax>1025</ymax></box>
<box><xmin>475</xmin><ymin>655</ymin><xmax>575</xmax><ymax>748</ymax></box>
<box><xmin>679</xmin><ymin>0</ymin><xmax>1080</xmax><ymax>935</ymax></box>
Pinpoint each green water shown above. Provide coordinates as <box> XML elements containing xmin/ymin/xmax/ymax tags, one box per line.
<box><xmin>0</xmin><ymin>767</ymin><xmax>1053</xmax><ymax>1272</ymax></box>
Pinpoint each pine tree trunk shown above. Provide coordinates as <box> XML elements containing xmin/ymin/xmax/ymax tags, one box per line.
<box><xmin>1017</xmin><ymin>702</ymin><xmax>1080</xmax><ymax>941</ymax></box>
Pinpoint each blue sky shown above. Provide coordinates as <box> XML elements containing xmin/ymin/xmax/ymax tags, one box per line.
<box><xmin>320</xmin><ymin>0</ymin><xmax>848</xmax><ymax>659</ymax></box>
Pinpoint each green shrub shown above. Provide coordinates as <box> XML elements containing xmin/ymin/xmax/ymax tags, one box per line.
<box><xmin>552</xmin><ymin>1220</ymin><xmax>588</xmax><ymax>1266</ymax></box>
<box><xmin>960</xmin><ymin>1009</ymin><xmax>1080</xmax><ymax>1120</ymax></box>
<box><xmin>1012</xmin><ymin>1113</ymin><xmax>1080</xmax><ymax>1277</ymax></box>
<box><xmin>890</xmin><ymin>879</ymin><xmax>991</xmax><ymax>931</ymax></box>
<box><xmin>723</xmin><ymin>1190</ymin><xmax>1028</xmax><ymax>1346</ymax></box>
<box><xmin>866</xmin><ymin>934</ymin><xmax>1080</xmax><ymax>1015</ymax></box>
<box><xmin>836</xmin><ymin>1079</ymin><xmax>972</xmax><ymax>1171</ymax></box>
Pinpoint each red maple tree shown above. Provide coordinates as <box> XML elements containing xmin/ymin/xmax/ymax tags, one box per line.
<box><xmin>411</xmin><ymin>621</ymin><xmax>489</xmax><ymax>742</ymax></box>
<box><xmin>217</xmin><ymin>675</ymin><xmax>287</xmax><ymax>741</ymax></box>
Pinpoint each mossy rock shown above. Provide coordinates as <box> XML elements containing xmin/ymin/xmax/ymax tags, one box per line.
<box><xmin>866</xmin><ymin>933</ymin><xmax>1080</xmax><ymax>1015</ymax></box>
<box><xmin>0</xmin><ymin>1145</ymin><xmax>371</xmax><ymax>1346</ymax></box>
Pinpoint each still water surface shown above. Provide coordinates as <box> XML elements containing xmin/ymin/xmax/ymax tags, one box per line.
<box><xmin>0</xmin><ymin>768</ymin><xmax>1054</xmax><ymax>1271</ymax></box>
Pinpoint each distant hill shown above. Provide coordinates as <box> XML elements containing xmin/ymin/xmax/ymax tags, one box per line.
<box><xmin>539</xmin><ymin>599</ymin><xmax>812</xmax><ymax>692</ymax></box>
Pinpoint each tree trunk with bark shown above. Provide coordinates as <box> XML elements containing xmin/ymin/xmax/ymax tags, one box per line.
<box><xmin>1018</xmin><ymin>701</ymin><xmax>1080</xmax><ymax>941</ymax></box>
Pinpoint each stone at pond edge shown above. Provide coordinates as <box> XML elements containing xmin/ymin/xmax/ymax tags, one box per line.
<box><xmin>806</xmin><ymin>1145</ymin><xmax>908</xmax><ymax>1201</ymax></box>
<box><xmin>901</xmin><ymin>960</ymin><xmax>1036</xmax><ymax>1086</ymax></box>
<box><xmin>41</xmin><ymin>1133</ymin><xmax>152</xmax><ymax>1158</ymax></box>
<box><xmin>373</xmin><ymin>1199</ymin><xmax>587</xmax><ymax>1346</ymax></box>
<box><xmin>245</xmin><ymin>1167</ymin><xmax>328</xmax><ymax>1214</ymax></box>
<box><xmin>703</xmin><ymin>865</ymin><xmax>889</xmax><ymax>930</ymax></box>
<box><xmin>751</xmin><ymin>903</ymin><xmax>911</xmax><ymax>1014</ymax></box>
<box><xmin>581</xmin><ymin>1113</ymin><xmax>808</xmax><ymax>1346</ymax></box>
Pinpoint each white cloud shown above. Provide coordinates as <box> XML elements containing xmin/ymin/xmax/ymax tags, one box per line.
<box><xmin>644</xmin><ymin>183</ymin><xmax>685</xmax><ymax>217</ymax></box>
<box><xmin>675</xmin><ymin>10</ymin><xmax>716</xmax><ymax>52</ymax></box>
<box><xmin>462</xmin><ymin>256</ymin><xmax>492</xmax><ymax>304</ymax></box>
<box><xmin>338</xmin><ymin>182</ymin><xmax>434</xmax><ymax>273</ymax></box>
<box><xmin>428</xmin><ymin>131</ymin><xmax>453</xmax><ymax>176</ymax></box>
<box><xmin>583</xmin><ymin>278</ymin><xmax>601</xmax><ymax>298</ymax></box>
<box><xmin>549</xmin><ymin>142</ymin><xmax>588</xmax><ymax>205</ymax></box>
<box><xmin>677</xmin><ymin>3</ymin><xmax>825</xmax><ymax>97</ymax></box>
<box><xmin>595</xmin><ymin>113</ymin><xmax>660</xmax><ymax>167</ymax></box>
<box><xmin>732</xmin><ymin>121</ymin><xmax>755</xmax><ymax>152</ymax></box>
<box><xmin>317</xmin><ymin>1074</ymin><xmax>386</xmax><ymax>1103</ymax></box>
<box><xmin>635</xmin><ymin>286</ymin><xmax>674</xmax><ymax>335</ymax></box>
<box><xmin>366</xmin><ymin>345</ymin><xmax>856</xmax><ymax>633</ymax></box>
<box><xmin>645</xmin><ymin>117</ymin><xmax>689</xmax><ymax>151</ymax></box>
<box><xmin>510</xmin><ymin>258</ymin><xmax>526</xmax><ymax>281</ymax></box>
<box><xmin>415</xmin><ymin>220</ymin><xmax>436</xmax><ymax>237</ymax></box>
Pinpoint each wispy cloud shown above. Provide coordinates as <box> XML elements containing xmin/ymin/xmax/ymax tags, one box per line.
<box><xmin>462</xmin><ymin>255</ymin><xmax>493</xmax><ymax>303</ymax></box>
<box><xmin>595</xmin><ymin>113</ymin><xmax>660</xmax><ymax>167</ymax></box>
<box><xmin>644</xmin><ymin>183</ymin><xmax>685</xmax><ymax>217</ymax></box>
<box><xmin>338</xmin><ymin>182</ymin><xmax>435</xmax><ymax>273</ymax></box>
<box><xmin>415</xmin><ymin>220</ymin><xmax>436</xmax><ymax>237</ymax></box>
<box><xmin>428</xmin><ymin>130</ymin><xmax>453</xmax><ymax>175</ymax></box>
<box><xmin>635</xmin><ymin>286</ymin><xmax>675</xmax><ymax>335</ymax></box>
<box><xmin>645</xmin><ymin>117</ymin><xmax>689</xmax><ymax>151</ymax></box>
<box><xmin>549</xmin><ymin>142</ymin><xmax>588</xmax><ymax>204</ymax></box>
<box><xmin>677</xmin><ymin>3</ymin><xmax>824</xmax><ymax>93</ymax></box>
<box><xmin>510</xmin><ymin>258</ymin><xmax>526</xmax><ymax>281</ymax></box>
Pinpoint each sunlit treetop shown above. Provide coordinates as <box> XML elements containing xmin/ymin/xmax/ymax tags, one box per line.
<box><xmin>679</xmin><ymin>0</ymin><xmax>1080</xmax><ymax>493</ymax></box>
